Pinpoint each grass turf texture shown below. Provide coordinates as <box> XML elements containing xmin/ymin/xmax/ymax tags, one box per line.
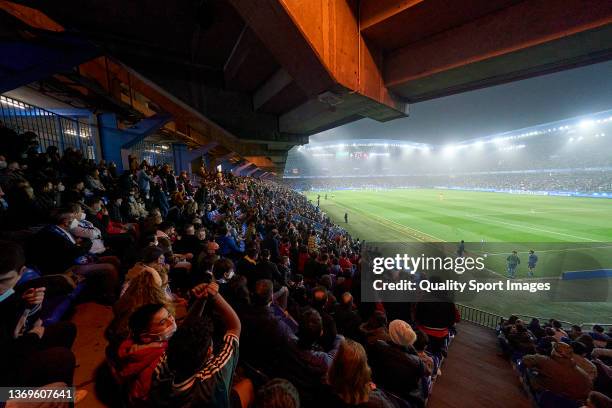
<box><xmin>305</xmin><ymin>188</ymin><xmax>612</xmax><ymax>324</ymax></box>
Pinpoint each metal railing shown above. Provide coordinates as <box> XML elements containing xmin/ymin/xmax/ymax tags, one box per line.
<box><xmin>457</xmin><ymin>303</ymin><xmax>611</xmax><ymax>331</ymax></box>
<box><xmin>456</xmin><ymin>304</ymin><xmax>504</xmax><ymax>329</ymax></box>
<box><xmin>0</xmin><ymin>94</ymin><xmax>97</xmax><ymax>159</ymax></box>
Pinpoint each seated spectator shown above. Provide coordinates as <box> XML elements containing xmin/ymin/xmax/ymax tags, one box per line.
<box><xmin>277</xmin><ymin>255</ymin><xmax>292</xmax><ymax>285</ymax></box>
<box><xmin>311</xmin><ymin>286</ymin><xmax>338</xmax><ymax>351</ymax></box>
<box><xmin>0</xmin><ymin>241</ymin><xmax>86</xmax><ymax>401</ymax></box>
<box><xmin>572</xmin><ymin>342</ymin><xmax>597</xmax><ymax>382</ymax></box>
<box><xmin>536</xmin><ymin>327</ymin><xmax>557</xmax><ymax>355</ymax></box>
<box><xmin>334</xmin><ymin>292</ymin><xmax>362</xmax><ymax>340</ymax></box>
<box><xmin>360</xmin><ymin>311</ymin><xmax>391</xmax><ymax>347</ymax></box>
<box><xmin>106</xmin><ymin>268</ymin><xmax>172</xmax><ymax>350</ymax></box>
<box><xmin>528</xmin><ymin>318</ymin><xmax>546</xmax><ymax>339</ymax></box>
<box><xmin>115</xmin><ymin>303</ymin><xmax>175</xmax><ymax>404</ymax></box>
<box><xmin>122</xmin><ymin>246</ymin><xmax>170</xmax><ymax>296</ymax></box>
<box><xmin>325</xmin><ymin>339</ymin><xmax>397</xmax><ymax>408</ymax></box>
<box><xmin>149</xmin><ymin>282</ymin><xmax>241</xmax><ymax>407</ymax></box>
<box><xmin>576</xmin><ymin>334</ymin><xmax>596</xmax><ymax>354</ymax></box>
<box><xmin>368</xmin><ymin>319</ymin><xmax>425</xmax><ymax>407</ymax></box>
<box><xmin>174</xmin><ymin>224</ymin><xmax>206</xmax><ymax>260</ymax></box>
<box><xmin>240</xmin><ymin>280</ymin><xmax>295</xmax><ymax>372</ymax></box>
<box><xmin>414</xmin><ymin>329</ymin><xmax>438</xmax><ymax>377</ymax></box>
<box><xmin>156</xmin><ymin>222</ymin><xmax>192</xmax><ymax>276</ymax></box>
<box><xmin>254</xmin><ymin>378</ymin><xmax>300</xmax><ymax>408</ymax></box>
<box><xmin>212</xmin><ymin>257</ymin><xmax>235</xmax><ymax>291</ymax></box>
<box><xmin>582</xmin><ymin>391</ymin><xmax>612</xmax><ymax>408</ymax></box>
<box><xmin>216</xmin><ymin>225</ymin><xmax>244</xmax><ymax>259</ymax></box>
<box><xmin>236</xmin><ymin>247</ymin><xmax>258</xmax><ymax>284</ymax></box>
<box><xmin>256</xmin><ymin>249</ymin><xmax>284</xmax><ymax>287</ymax></box>
<box><xmin>570</xmin><ymin>325</ymin><xmax>583</xmax><ymax>340</ymax></box>
<box><xmin>551</xmin><ymin>320</ymin><xmax>569</xmax><ymax>341</ymax></box>
<box><xmin>85</xmin><ymin>168</ymin><xmax>106</xmax><ymax>195</ymax></box>
<box><xmin>590</xmin><ymin>325</ymin><xmax>611</xmax><ymax>348</ymax></box>
<box><xmin>293</xmin><ymin>308</ymin><xmax>343</xmax><ymax>379</ymax></box>
<box><xmin>523</xmin><ymin>342</ymin><xmax>592</xmax><ymax>401</ymax></box>
<box><xmin>28</xmin><ymin>207</ymin><xmax>119</xmax><ymax>304</ymax></box>
<box><xmin>70</xmin><ymin>202</ymin><xmax>107</xmax><ymax>255</ymax></box>
<box><xmin>506</xmin><ymin>322</ymin><xmax>536</xmax><ymax>355</ymax></box>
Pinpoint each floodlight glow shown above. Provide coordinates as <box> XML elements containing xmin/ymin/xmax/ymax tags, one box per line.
<box><xmin>474</xmin><ymin>140</ymin><xmax>484</xmax><ymax>148</ymax></box>
<box><xmin>577</xmin><ymin>136</ymin><xmax>584</xmax><ymax>141</ymax></box>
<box><xmin>579</xmin><ymin>119</ymin><xmax>594</xmax><ymax>129</ymax></box>
<box><xmin>569</xmin><ymin>137</ymin><xmax>574</xmax><ymax>142</ymax></box>
<box><xmin>443</xmin><ymin>145</ymin><xmax>457</xmax><ymax>156</ymax></box>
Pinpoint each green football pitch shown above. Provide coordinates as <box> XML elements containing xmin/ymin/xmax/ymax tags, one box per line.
<box><xmin>304</xmin><ymin>188</ymin><xmax>612</xmax><ymax>324</ymax></box>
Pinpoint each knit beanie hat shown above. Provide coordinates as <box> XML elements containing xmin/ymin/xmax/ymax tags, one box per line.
<box><xmin>389</xmin><ymin>320</ymin><xmax>417</xmax><ymax>347</ymax></box>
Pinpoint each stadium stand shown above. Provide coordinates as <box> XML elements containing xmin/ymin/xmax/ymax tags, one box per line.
<box><xmin>496</xmin><ymin>315</ymin><xmax>612</xmax><ymax>407</ymax></box>
<box><xmin>0</xmin><ymin>124</ymin><xmax>461</xmax><ymax>407</ymax></box>
<box><xmin>285</xmin><ymin>113</ymin><xmax>612</xmax><ymax>196</ymax></box>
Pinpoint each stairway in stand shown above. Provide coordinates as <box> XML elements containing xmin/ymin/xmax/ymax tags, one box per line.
<box><xmin>427</xmin><ymin>322</ymin><xmax>530</xmax><ymax>408</ymax></box>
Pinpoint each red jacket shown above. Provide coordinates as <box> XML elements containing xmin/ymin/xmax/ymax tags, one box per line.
<box><xmin>116</xmin><ymin>339</ymin><xmax>167</xmax><ymax>402</ymax></box>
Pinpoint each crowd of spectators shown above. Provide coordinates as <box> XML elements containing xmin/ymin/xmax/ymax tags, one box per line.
<box><xmin>287</xmin><ymin>171</ymin><xmax>612</xmax><ymax>194</ymax></box>
<box><xmin>0</xmin><ymin>126</ymin><xmax>459</xmax><ymax>408</ymax></box>
<box><xmin>498</xmin><ymin>315</ymin><xmax>612</xmax><ymax>407</ymax></box>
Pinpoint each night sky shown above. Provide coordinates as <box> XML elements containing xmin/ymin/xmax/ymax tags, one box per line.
<box><xmin>311</xmin><ymin>60</ymin><xmax>612</xmax><ymax>145</ymax></box>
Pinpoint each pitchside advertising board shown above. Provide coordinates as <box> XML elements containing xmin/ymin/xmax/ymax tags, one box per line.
<box><xmin>360</xmin><ymin>242</ymin><xmax>612</xmax><ymax>303</ymax></box>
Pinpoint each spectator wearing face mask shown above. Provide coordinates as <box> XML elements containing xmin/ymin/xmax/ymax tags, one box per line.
<box><xmin>69</xmin><ymin>203</ymin><xmax>108</xmax><ymax>255</ymax></box>
<box><xmin>149</xmin><ymin>281</ymin><xmax>241</xmax><ymax>407</ymax></box>
<box><xmin>27</xmin><ymin>207</ymin><xmax>119</xmax><ymax>304</ymax></box>
<box><xmin>0</xmin><ymin>241</ymin><xmax>84</xmax><ymax>398</ymax></box>
<box><xmin>212</xmin><ymin>258</ymin><xmax>235</xmax><ymax>292</ymax></box>
<box><xmin>115</xmin><ymin>303</ymin><xmax>177</xmax><ymax>405</ymax></box>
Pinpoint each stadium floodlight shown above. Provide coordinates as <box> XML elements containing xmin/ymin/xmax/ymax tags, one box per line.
<box><xmin>579</xmin><ymin>119</ymin><xmax>595</xmax><ymax>129</ymax></box>
<box><xmin>443</xmin><ymin>145</ymin><xmax>457</xmax><ymax>157</ymax></box>
<box><xmin>474</xmin><ymin>140</ymin><xmax>484</xmax><ymax>149</ymax></box>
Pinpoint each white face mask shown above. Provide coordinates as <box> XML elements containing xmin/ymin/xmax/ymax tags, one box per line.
<box><xmin>0</xmin><ymin>161</ymin><xmax>6</xmax><ymax>169</ymax></box>
<box><xmin>69</xmin><ymin>218</ymin><xmax>79</xmax><ymax>229</ymax></box>
<box><xmin>147</xmin><ymin>320</ymin><xmax>177</xmax><ymax>342</ymax></box>
<box><xmin>224</xmin><ymin>269</ymin><xmax>235</xmax><ymax>280</ymax></box>
<box><xmin>79</xmin><ymin>212</ymin><xmax>86</xmax><ymax>220</ymax></box>
<box><xmin>57</xmin><ymin>184</ymin><xmax>65</xmax><ymax>192</ymax></box>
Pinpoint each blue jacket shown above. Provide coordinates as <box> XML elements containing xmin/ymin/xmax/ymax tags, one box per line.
<box><xmin>216</xmin><ymin>235</ymin><xmax>244</xmax><ymax>257</ymax></box>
